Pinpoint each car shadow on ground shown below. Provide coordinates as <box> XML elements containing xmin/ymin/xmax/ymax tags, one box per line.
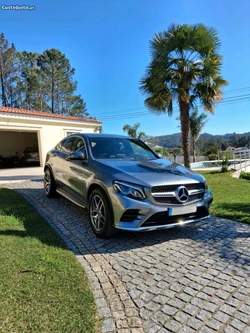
<box><xmin>1</xmin><ymin>185</ymin><xmax>250</xmax><ymax>268</ymax></box>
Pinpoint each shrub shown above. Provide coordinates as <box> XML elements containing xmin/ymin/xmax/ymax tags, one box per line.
<box><xmin>207</xmin><ymin>154</ymin><xmax>218</xmax><ymax>161</ymax></box>
<box><xmin>218</xmin><ymin>157</ymin><xmax>230</xmax><ymax>173</ymax></box>
<box><xmin>219</xmin><ymin>151</ymin><xmax>233</xmax><ymax>160</ymax></box>
<box><xmin>240</xmin><ymin>171</ymin><xmax>250</xmax><ymax>180</ymax></box>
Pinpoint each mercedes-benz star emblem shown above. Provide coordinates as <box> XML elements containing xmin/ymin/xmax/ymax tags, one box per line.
<box><xmin>175</xmin><ymin>186</ymin><xmax>189</xmax><ymax>203</ymax></box>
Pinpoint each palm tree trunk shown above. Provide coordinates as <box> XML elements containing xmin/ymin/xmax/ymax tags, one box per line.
<box><xmin>179</xmin><ymin>100</ymin><xmax>190</xmax><ymax>168</ymax></box>
<box><xmin>193</xmin><ymin>139</ymin><xmax>196</xmax><ymax>163</ymax></box>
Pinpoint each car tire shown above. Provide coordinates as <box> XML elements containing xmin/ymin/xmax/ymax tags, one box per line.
<box><xmin>44</xmin><ymin>167</ymin><xmax>57</xmax><ymax>198</ymax></box>
<box><xmin>88</xmin><ymin>188</ymin><xmax>118</xmax><ymax>238</ymax></box>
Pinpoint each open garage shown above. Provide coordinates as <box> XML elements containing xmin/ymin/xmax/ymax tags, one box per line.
<box><xmin>0</xmin><ymin>130</ymin><xmax>39</xmax><ymax>168</ymax></box>
<box><xmin>0</xmin><ymin>106</ymin><xmax>102</xmax><ymax>168</ymax></box>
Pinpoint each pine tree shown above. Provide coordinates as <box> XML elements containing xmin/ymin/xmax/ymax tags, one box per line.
<box><xmin>37</xmin><ymin>49</ymin><xmax>87</xmax><ymax>115</ymax></box>
<box><xmin>0</xmin><ymin>34</ymin><xmax>18</xmax><ymax>107</ymax></box>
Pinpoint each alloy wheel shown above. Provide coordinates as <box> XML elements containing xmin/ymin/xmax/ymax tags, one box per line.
<box><xmin>90</xmin><ymin>195</ymin><xmax>106</xmax><ymax>231</ymax></box>
<box><xmin>44</xmin><ymin>169</ymin><xmax>51</xmax><ymax>195</ymax></box>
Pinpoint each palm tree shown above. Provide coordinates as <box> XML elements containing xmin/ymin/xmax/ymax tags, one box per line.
<box><xmin>140</xmin><ymin>24</ymin><xmax>227</xmax><ymax>168</ymax></box>
<box><xmin>122</xmin><ymin>122</ymin><xmax>147</xmax><ymax>140</ymax></box>
<box><xmin>189</xmin><ymin>108</ymin><xmax>208</xmax><ymax>162</ymax></box>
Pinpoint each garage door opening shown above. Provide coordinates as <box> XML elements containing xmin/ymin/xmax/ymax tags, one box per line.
<box><xmin>0</xmin><ymin>131</ymin><xmax>40</xmax><ymax>169</ymax></box>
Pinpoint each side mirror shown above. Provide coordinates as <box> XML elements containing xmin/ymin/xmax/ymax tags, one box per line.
<box><xmin>68</xmin><ymin>150</ymin><xmax>87</xmax><ymax>160</ymax></box>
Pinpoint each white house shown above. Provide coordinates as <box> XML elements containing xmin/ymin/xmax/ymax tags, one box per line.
<box><xmin>0</xmin><ymin>106</ymin><xmax>102</xmax><ymax>167</ymax></box>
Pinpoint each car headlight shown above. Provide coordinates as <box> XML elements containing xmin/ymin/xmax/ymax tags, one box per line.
<box><xmin>113</xmin><ymin>181</ymin><xmax>146</xmax><ymax>199</ymax></box>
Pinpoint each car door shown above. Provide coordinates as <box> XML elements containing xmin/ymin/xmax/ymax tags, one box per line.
<box><xmin>65</xmin><ymin>137</ymin><xmax>93</xmax><ymax>205</ymax></box>
<box><xmin>51</xmin><ymin>136</ymin><xmax>75</xmax><ymax>190</ymax></box>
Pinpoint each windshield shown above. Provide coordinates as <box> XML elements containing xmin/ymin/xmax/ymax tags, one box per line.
<box><xmin>89</xmin><ymin>137</ymin><xmax>158</xmax><ymax>160</ymax></box>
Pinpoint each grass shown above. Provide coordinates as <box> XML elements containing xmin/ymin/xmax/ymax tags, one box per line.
<box><xmin>200</xmin><ymin>170</ymin><xmax>250</xmax><ymax>224</ymax></box>
<box><xmin>0</xmin><ymin>188</ymin><xmax>100</xmax><ymax>333</ymax></box>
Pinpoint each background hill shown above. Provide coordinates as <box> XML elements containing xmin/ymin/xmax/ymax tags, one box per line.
<box><xmin>150</xmin><ymin>132</ymin><xmax>250</xmax><ymax>148</ymax></box>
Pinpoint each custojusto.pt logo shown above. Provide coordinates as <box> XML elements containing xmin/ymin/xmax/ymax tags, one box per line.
<box><xmin>1</xmin><ymin>4</ymin><xmax>35</xmax><ymax>10</ymax></box>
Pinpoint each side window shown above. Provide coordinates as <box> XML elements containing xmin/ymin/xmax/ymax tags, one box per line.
<box><xmin>72</xmin><ymin>137</ymin><xmax>85</xmax><ymax>152</ymax></box>
<box><xmin>60</xmin><ymin>137</ymin><xmax>75</xmax><ymax>153</ymax></box>
<box><xmin>56</xmin><ymin>140</ymin><xmax>63</xmax><ymax>151</ymax></box>
<box><xmin>130</xmin><ymin>142</ymin><xmax>151</xmax><ymax>158</ymax></box>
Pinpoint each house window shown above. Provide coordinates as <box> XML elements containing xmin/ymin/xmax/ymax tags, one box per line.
<box><xmin>66</xmin><ymin>131</ymin><xmax>79</xmax><ymax>136</ymax></box>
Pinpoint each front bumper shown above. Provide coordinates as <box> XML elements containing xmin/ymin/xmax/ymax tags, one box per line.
<box><xmin>110</xmin><ymin>188</ymin><xmax>213</xmax><ymax>232</ymax></box>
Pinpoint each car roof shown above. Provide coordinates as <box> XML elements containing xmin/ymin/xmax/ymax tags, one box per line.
<box><xmin>73</xmin><ymin>133</ymin><xmax>131</xmax><ymax>139</ymax></box>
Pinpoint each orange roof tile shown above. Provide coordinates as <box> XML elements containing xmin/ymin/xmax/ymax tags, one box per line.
<box><xmin>0</xmin><ymin>106</ymin><xmax>102</xmax><ymax>124</ymax></box>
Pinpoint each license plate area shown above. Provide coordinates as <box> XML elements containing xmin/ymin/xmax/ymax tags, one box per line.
<box><xmin>169</xmin><ymin>205</ymin><xmax>197</xmax><ymax>216</ymax></box>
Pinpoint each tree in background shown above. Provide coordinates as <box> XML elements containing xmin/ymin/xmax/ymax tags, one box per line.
<box><xmin>122</xmin><ymin>122</ymin><xmax>148</xmax><ymax>141</ymax></box>
<box><xmin>189</xmin><ymin>108</ymin><xmax>208</xmax><ymax>162</ymax></box>
<box><xmin>16</xmin><ymin>51</ymin><xmax>48</xmax><ymax>111</ymax></box>
<box><xmin>140</xmin><ymin>23</ymin><xmax>227</xmax><ymax>168</ymax></box>
<box><xmin>167</xmin><ymin>147</ymin><xmax>182</xmax><ymax>163</ymax></box>
<box><xmin>0</xmin><ymin>33</ymin><xmax>19</xmax><ymax>107</ymax></box>
<box><xmin>37</xmin><ymin>49</ymin><xmax>75</xmax><ymax>114</ymax></box>
<box><xmin>154</xmin><ymin>147</ymin><xmax>168</xmax><ymax>156</ymax></box>
<box><xmin>0</xmin><ymin>34</ymin><xmax>89</xmax><ymax>117</ymax></box>
<box><xmin>62</xmin><ymin>94</ymin><xmax>88</xmax><ymax>117</ymax></box>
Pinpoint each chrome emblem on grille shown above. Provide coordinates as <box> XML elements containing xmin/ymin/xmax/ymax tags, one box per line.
<box><xmin>175</xmin><ymin>186</ymin><xmax>189</xmax><ymax>203</ymax></box>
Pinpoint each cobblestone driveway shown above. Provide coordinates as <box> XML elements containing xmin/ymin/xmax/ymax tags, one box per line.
<box><xmin>3</xmin><ymin>180</ymin><xmax>250</xmax><ymax>333</ymax></box>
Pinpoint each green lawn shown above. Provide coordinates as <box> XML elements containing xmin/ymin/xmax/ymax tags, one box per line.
<box><xmin>0</xmin><ymin>188</ymin><xmax>100</xmax><ymax>333</ymax></box>
<box><xmin>200</xmin><ymin>171</ymin><xmax>250</xmax><ymax>224</ymax></box>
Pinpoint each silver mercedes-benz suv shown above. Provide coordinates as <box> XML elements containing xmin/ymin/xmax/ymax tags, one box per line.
<box><xmin>44</xmin><ymin>134</ymin><xmax>213</xmax><ymax>238</ymax></box>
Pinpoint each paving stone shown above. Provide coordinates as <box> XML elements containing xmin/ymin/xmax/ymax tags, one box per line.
<box><xmin>230</xmin><ymin>318</ymin><xmax>247</xmax><ymax>331</ymax></box>
<box><xmin>127</xmin><ymin>316</ymin><xmax>143</xmax><ymax>328</ymax></box>
<box><xmin>182</xmin><ymin>304</ymin><xmax>199</xmax><ymax>316</ymax></box>
<box><xmin>198</xmin><ymin>327</ymin><xmax>215</xmax><ymax>333</ymax></box>
<box><xmin>139</xmin><ymin>308</ymin><xmax>154</xmax><ymax>320</ymax></box>
<box><xmin>143</xmin><ymin>320</ymin><xmax>162</xmax><ymax>333</ymax></box>
<box><xmin>224</xmin><ymin>326</ymin><xmax>240</xmax><ymax>333</ymax></box>
<box><xmin>98</xmin><ymin>306</ymin><xmax>112</xmax><ymax>318</ymax></box>
<box><xmin>153</xmin><ymin>295</ymin><xmax>169</xmax><ymax>305</ymax></box>
<box><xmin>102</xmin><ymin>318</ymin><xmax>116</xmax><ymax>332</ymax></box>
<box><xmin>220</xmin><ymin>304</ymin><xmax>236</xmax><ymax>316</ymax></box>
<box><xmin>234</xmin><ymin>311</ymin><xmax>249</xmax><ymax>324</ymax></box>
<box><xmin>196</xmin><ymin>309</ymin><xmax>212</xmax><ymax>321</ymax></box>
<box><xmin>163</xmin><ymin>319</ymin><xmax>182</xmax><ymax>332</ymax></box>
<box><xmin>213</xmin><ymin>311</ymin><xmax>231</xmax><ymax>324</ymax></box>
<box><xmin>152</xmin><ymin>310</ymin><xmax>167</xmax><ymax>325</ymax></box>
<box><xmin>162</xmin><ymin>304</ymin><xmax>178</xmax><ymax>316</ymax></box>
<box><xmin>186</xmin><ymin>317</ymin><xmax>203</xmax><ymax>330</ymax></box>
<box><xmin>144</xmin><ymin>301</ymin><xmax>161</xmax><ymax>312</ymax></box>
<box><xmin>112</xmin><ymin>310</ymin><xmax>126</xmax><ymax>319</ymax></box>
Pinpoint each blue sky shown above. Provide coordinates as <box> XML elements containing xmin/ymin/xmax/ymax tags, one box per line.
<box><xmin>1</xmin><ymin>0</ymin><xmax>250</xmax><ymax>136</ymax></box>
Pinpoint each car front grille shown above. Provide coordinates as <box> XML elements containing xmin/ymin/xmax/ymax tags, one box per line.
<box><xmin>151</xmin><ymin>183</ymin><xmax>205</xmax><ymax>205</ymax></box>
<box><xmin>151</xmin><ymin>183</ymin><xmax>205</xmax><ymax>193</ymax></box>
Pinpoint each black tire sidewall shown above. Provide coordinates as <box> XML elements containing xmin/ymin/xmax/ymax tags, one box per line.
<box><xmin>44</xmin><ymin>168</ymin><xmax>57</xmax><ymax>197</ymax></box>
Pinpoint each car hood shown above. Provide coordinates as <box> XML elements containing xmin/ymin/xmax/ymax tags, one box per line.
<box><xmin>96</xmin><ymin>158</ymin><xmax>204</xmax><ymax>187</ymax></box>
